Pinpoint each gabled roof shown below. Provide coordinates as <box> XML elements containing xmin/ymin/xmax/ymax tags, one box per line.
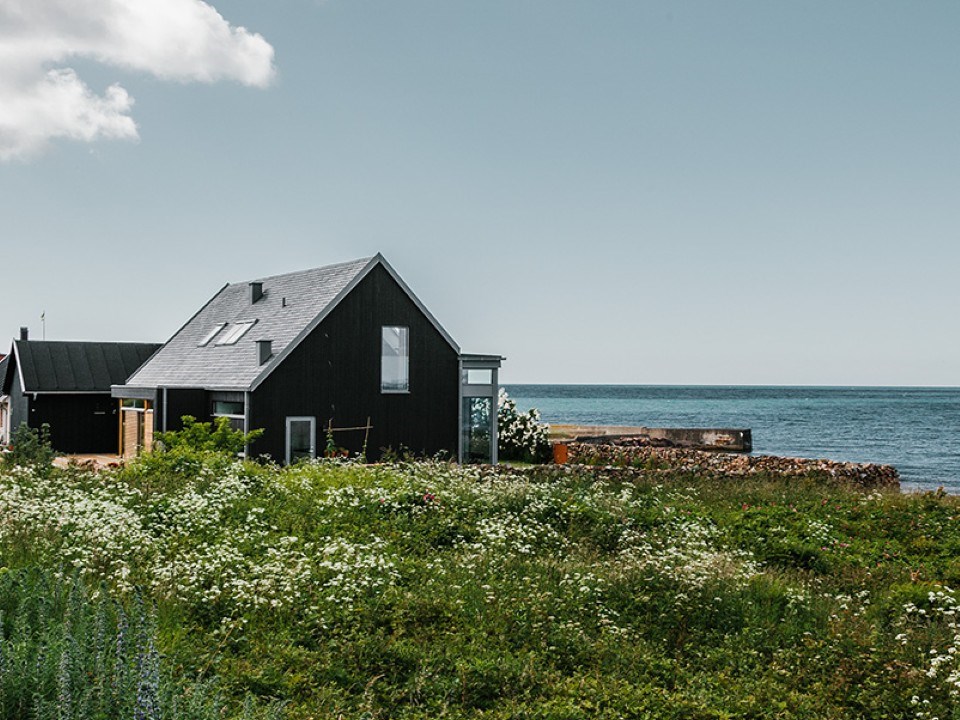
<box><xmin>3</xmin><ymin>341</ymin><xmax>161</xmax><ymax>394</ymax></box>
<box><xmin>122</xmin><ymin>254</ymin><xmax>459</xmax><ymax>392</ymax></box>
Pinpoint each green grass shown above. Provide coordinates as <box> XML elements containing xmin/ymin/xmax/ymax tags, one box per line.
<box><xmin>1</xmin><ymin>455</ymin><xmax>959</xmax><ymax>718</ymax></box>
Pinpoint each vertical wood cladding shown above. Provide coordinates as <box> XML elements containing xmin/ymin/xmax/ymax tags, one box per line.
<box><xmin>29</xmin><ymin>394</ymin><xmax>119</xmax><ymax>454</ymax></box>
<box><xmin>251</xmin><ymin>264</ymin><xmax>459</xmax><ymax>462</ymax></box>
<box><xmin>8</xmin><ymin>372</ymin><xmax>28</xmax><ymax>434</ymax></box>
<box><xmin>163</xmin><ymin>389</ymin><xmax>211</xmax><ymax>431</ymax></box>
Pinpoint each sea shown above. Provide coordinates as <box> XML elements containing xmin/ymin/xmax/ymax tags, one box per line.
<box><xmin>504</xmin><ymin>385</ymin><xmax>960</xmax><ymax>493</ymax></box>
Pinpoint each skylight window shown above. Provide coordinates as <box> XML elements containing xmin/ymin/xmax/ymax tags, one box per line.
<box><xmin>215</xmin><ymin>321</ymin><xmax>257</xmax><ymax>346</ymax></box>
<box><xmin>197</xmin><ymin>323</ymin><xmax>227</xmax><ymax>347</ymax></box>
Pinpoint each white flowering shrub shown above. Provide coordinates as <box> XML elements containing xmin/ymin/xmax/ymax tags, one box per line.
<box><xmin>617</xmin><ymin>518</ymin><xmax>760</xmax><ymax>592</ymax></box>
<box><xmin>497</xmin><ymin>390</ymin><xmax>552</xmax><ymax>463</ymax></box>
<box><xmin>0</xmin><ymin>466</ymin><xmax>154</xmax><ymax>591</ymax></box>
<box><xmin>894</xmin><ymin>586</ymin><xmax>960</xmax><ymax>711</ymax></box>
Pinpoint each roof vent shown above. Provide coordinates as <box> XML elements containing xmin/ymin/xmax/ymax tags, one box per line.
<box><xmin>257</xmin><ymin>339</ymin><xmax>273</xmax><ymax>365</ymax></box>
<box><xmin>249</xmin><ymin>282</ymin><xmax>264</xmax><ymax>304</ymax></box>
<box><xmin>19</xmin><ymin>327</ymin><xmax>28</xmax><ymax>341</ymax></box>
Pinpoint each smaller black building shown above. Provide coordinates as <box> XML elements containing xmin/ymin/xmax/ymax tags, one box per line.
<box><xmin>1</xmin><ymin>331</ymin><xmax>160</xmax><ymax>454</ymax></box>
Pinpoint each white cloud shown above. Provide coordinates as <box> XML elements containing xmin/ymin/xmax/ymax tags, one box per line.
<box><xmin>0</xmin><ymin>0</ymin><xmax>276</xmax><ymax>161</ymax></box>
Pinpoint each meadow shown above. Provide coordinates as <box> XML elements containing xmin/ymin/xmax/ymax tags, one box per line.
<box><xmin>2</xmin><ymin>443</ymin><xmax>960</xmax><ymax>718</ymax></box>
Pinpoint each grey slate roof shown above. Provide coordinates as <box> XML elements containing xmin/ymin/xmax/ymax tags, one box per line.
<box><xmin>124</xmin><ymin>256</ymin><xmax>378</xmax><ymax>391</ymax></box>
<box><xmin>6</xmin><ymin>341</ymin><xmax>161</xmax><ymax>393</ymax></box>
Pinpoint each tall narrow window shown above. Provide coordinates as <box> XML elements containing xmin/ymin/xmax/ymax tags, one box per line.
<box><xmin>381</xmin><ymin>326</ymin><xmax>409</xmax><ymax>392</ymax></box>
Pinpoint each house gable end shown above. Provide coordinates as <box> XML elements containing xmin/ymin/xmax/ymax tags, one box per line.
<box><xmin>249</xmin><ymin>262</ymin><xmax>461</xmax><ymax>461</ymax></box>
<box><xmin>249</xmin><ymin>254</ymin><xmax>459</xmax><ymax>392</ymax></box>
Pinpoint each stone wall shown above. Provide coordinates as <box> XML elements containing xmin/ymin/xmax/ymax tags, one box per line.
<box><xmin>562</xmin><ymin>442</ymin><xmax>900</xmax><ymax>489</ymax></box>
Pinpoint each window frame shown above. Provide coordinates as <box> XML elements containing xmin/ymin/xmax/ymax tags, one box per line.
<box><xmin>215</xmin><ymin>320</ymin><xmax>257</xmax><ymax>346</ymax></box>
<box><xmin>197</xmin><ymin>323</ymin><xmax>227</xmax><ymax>347</ymax></box>
<box><xmin>463</xmin><ymin>368</ymin><xmax>493</xmax><ymax>385</ymax></box>
<box><xmin>285</xmin><ymin>416</ymin><xmax>316</xmax><ymax>465</ymax></box>
<box><xmin>380</xmin><ymin>325</ymin><xmax>410</xmax><ymax>394</ymax></box>
<box><xmin>212</xmin><ymin>400</ymin><xmax>245</xmax><ymax>418</ymax></box>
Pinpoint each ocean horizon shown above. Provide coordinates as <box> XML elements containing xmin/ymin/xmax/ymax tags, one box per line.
<box><xmin>504</xmin><ymin>384</ymin><xmax>960</xmax><ymax>493</ymax></box>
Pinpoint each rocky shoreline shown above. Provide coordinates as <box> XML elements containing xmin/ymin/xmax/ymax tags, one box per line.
<box><xmin>560</xmin><ymin>441</ymin><xmax>900</xmax><ymax>489</ymax></box>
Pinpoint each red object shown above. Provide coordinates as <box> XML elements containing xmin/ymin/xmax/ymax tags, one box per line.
<box><xmin>553</xmin><ymin>443</ymin><xmax>569</xmax><ymax>464</ymax></box>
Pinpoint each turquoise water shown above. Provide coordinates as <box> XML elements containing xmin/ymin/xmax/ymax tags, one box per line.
<box><xmin>504</xmin><ymin>385</ymin><xmax>960</xmax><ymax>492</ymax></box>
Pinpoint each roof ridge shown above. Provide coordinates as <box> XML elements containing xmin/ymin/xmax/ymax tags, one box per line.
<box><xmin>15</xmin><ymin>340</ymin><xmax>162</xmax><ymax>347</ymax></box>
<box><xmin>236</xmin><ymin>255</ymin><xmax>375</xmax><ymax>286</ymax></box>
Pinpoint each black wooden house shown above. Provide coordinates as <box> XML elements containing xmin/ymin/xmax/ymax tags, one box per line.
<box><xmin>112</xmin><ymin>254</ymin><xmax>502</xmax><ymax>463</ymax></box>
<box><xmin>0</xmin><ymin>330</ymin><xmax>160</xmax><ymax>453</ymax></box>
<box><xmin>0</xmin><ymin>354</ymin><xmax>8</xmax><ymax>446</ymax></box>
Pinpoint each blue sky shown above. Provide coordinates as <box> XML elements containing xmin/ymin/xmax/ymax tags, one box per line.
<box><xmin>2</xmin><ymin>1</ymin><xmax>959</xmax><ymax>385</ymax></box>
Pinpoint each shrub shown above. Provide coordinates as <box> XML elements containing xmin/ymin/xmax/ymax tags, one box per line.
<box><xmin>155</xmin><ymin>415</ymin><xmax>263</xmax><ymax>456</ymax></box>
<box><xmin>497</xmin><ymin>390</ymin><xmax>551</xmax><ymax>463</ymax></box>
<box><xmin>3</xmin><ymin>422</ymin><xmax>56</xmax><ymax>475</ymax></box>
<box><xmin>122</xmin><ymin>416</ymin><xmax>265</xmax><ymax>483</ymax></box>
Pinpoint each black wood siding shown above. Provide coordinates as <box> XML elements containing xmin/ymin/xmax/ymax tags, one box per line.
<box><xmin>6</xmin><ymin>369</ymin><xmax>118</xmax><ymax>453</ymax></box>
<box><xmin>164</xmin><ymin>389</ymin><xmax>211</xmax><ymax>431</ymax></box>
<box><xmin>8</xmin><ymin>372</ymin><xmax>29</xmax><ymax>435</ymax></box>
<box><xmin>251</xmin><ymin>264</ymin><xmax>459</xmax><ymax>462</ymax></box>
<box><xmin>29</xmin><ymin>394</ymin><xmax>119</xmax><ymax>454</ymax></box>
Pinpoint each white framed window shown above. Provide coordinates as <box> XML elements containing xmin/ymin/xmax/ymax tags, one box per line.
<box><xmin>212</xmin><ymin>400</ymin><xmax>244</xmax><ymax>416</ymax></box>
<box><xmin>198</xmin><ymin>323</ymin><xmax>227</xmax><ymax>347</ymax></box>
<box><xmin>463</xmin><ymin>368</ymin><xmax>493</xmax><ymax>385</ymax></box>
<box><xmin>216</xmin><ymin>321</ymin><xmax>257</xmax><ymax>346</ymax></box>
<box><xmin>212</xmin><ymin>399</ymin><xmax>245</xmax><ymax>432</ymax></box>
<box><xmin>381</xmin><ymin>326</ymin><xmax>409</xmax><ymax>392</ymax></box>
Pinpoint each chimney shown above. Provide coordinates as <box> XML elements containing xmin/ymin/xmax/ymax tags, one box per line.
<box><xmin>257</xmin><ymin>339</ymin><xmax>272</xmax><ymax>365</ymax></box>
<box><xmin>19</xmin><ymin>327</ymin><xmax>28</xmax><ymax>341</ymax></box>
<box><xmin>250</xmin><ymin>282</ymin><xmax>264</xmax><ymax>304</ymax></box>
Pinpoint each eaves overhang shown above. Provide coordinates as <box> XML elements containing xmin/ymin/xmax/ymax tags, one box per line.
<box><xmin>111</xmin><ymin>385</ymin><xmax>158</xmax><ymax>400</ymax></box>
<box><xmin>111</xmin><ymin>383</ymin><xmax>248</xmax><ymax>399</ymax></box>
